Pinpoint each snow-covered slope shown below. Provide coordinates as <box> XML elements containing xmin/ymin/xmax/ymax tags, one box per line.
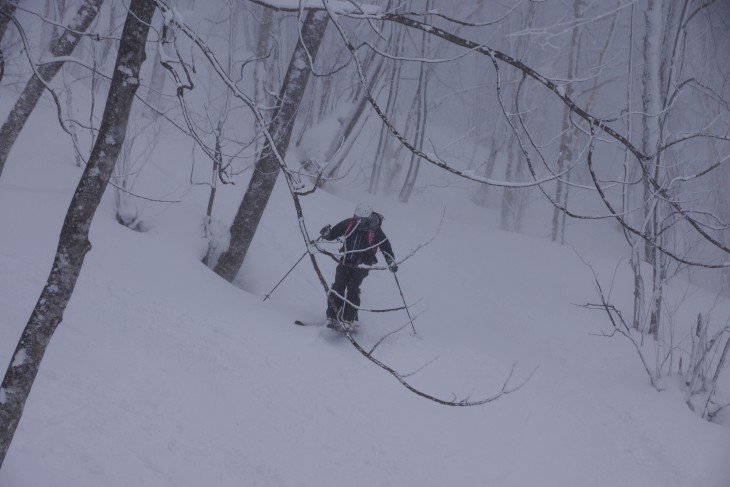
<box><xmin>1</xmin><ymin>106</ymin><xmax>730</xmax><ymax>487</ymax></box>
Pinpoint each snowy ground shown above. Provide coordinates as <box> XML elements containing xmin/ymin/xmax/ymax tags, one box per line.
<box><xmin>1</xmin><ymin>103</ymin><xmax>730</xmax><ymax>486</ymax></box>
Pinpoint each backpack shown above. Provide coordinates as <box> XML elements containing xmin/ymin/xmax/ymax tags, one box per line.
<box><xmin>341</xmin><ymin>216</ymin><xmax>381</xmax><ymax>265</ymax></box>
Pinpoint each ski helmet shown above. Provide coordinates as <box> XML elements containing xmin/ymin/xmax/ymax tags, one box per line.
<box><xmin>354</xmin><ymin>202</ymin><xmax>373</xmax><ymax>219</ymax></box>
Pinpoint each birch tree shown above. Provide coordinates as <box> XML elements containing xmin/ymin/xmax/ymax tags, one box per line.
<box><xmin>640</xmin><ymin>0</ymin><xmax>664</xmax><ymax>337</ymax></box>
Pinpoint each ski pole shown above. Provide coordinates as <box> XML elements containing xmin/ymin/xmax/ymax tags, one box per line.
<box><xmin>393</xmin><ymin>272</ymin><xmax>416</xmax><ymax>334</ymax></box>
<box><xmin>263</xmin><ymin>250</ymin><xmax>308</xmax><ymax>302</ymax></box>
<box><xmin>263</xmin><ymin>236</ymin><xmax>324</xmax><ymax>301</ymax></box>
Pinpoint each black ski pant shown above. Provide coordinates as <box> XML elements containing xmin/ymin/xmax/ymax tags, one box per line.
<box><xmin>326</xmin><ymin>264</ymin><xmax>369</xmax><ymax>322</ymax></box>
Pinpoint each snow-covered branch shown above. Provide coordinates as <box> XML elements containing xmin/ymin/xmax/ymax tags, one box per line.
<box><xmin>322</xmin><ymin>1</ymin><xmax>574</xmax><ymax>188</ymax></box>
<box><xmin>247</xmin><ymin>0</ymin><xmax>380</xmax><ymax>15</ymax></box>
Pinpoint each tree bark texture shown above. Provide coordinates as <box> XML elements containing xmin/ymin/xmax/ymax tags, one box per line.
<box><xmin>640</xmin><ymin>0</ymin><xmax>663</xmax><ymax>263</ymax></box>
<box><xmin>0</xmin><ymin>0</ymin><xmax>155</xmax><ymax>468</ymax></box>
<box><xmin>0</xmin><ymin>0</ymin><xmax>19</xmax><ymax>44</ymax></box>
<box><xmin>0</xmin><ymin>0</ymin><xmax>103</xmax><ymax>179</ymax></box>
<box><xmin>641</xmin><ymin>0</ymin><xmax>664</xmax><ymax>337</ymax></box>
<box><xmin>213</xmin><ymin>10</ymin><xmax>329</xmax><ymax>282</ymax></box>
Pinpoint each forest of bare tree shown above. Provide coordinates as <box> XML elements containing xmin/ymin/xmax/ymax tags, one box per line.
<box><xmin>1</xmin><ymin>0</ymin><xmax>730</xmax><ymax>475</ymax></box>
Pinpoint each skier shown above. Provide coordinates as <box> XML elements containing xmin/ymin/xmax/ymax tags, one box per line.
<box><xmin>319</xmin><ymin>202</ymin><xmax>397</xmax><ymax>328</ymax></box>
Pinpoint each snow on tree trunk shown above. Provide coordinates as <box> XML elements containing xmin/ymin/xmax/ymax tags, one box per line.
<box><xmin>0</xmin><ymin>0</ymin><xmax>155</xmax><ymax>468</ymax></box>
<box><xmin>640</xmin><ymin>0</ymin><xmax>664</xmax><ymax>337</ymax></box>
<box><xmin>0</xmin><ymin>0</ymin><xmax>103</xmax><ymax>179</ymax></box>
<box><xmin>640</xmin><ymin>0</ymin><xmax>663</xmax><ymax>257</ymax></box>
<box><xmin>213</xmin><ymin>10</ymin><xmax>329</xmax><ymax>283</ymax></box>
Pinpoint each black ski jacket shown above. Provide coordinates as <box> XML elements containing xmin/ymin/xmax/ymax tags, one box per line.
<box><xmin>322</xmin><ymin>213</ymin><xmax>395</xmax><ymax>267</ymax></box>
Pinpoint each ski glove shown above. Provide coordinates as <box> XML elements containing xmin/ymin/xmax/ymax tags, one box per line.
<box><xmin>389</xmin><ymin>263</ymin><xmax>398</xmax><ymax>273</ymax></box>
<box><xmin>319</xmin><ymin>224</ymin><xmax>331</xmax><ymax>238</ymax></box>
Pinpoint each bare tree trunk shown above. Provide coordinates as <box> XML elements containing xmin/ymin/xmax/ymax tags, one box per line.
<box><xmin>369</xmin><ymin>22</ymin><xmax>406</xmax><ymax>195</ymax></box>
<box><xmin>646</xmin><ymin>0</ymin><xmax>689</xmax><ymax>336</ymax></box>
<box><xmin>615</xmin><ymin>4</ymin><xmax>645</xmax><ymax>329</ymax></box>
<box><xmin>471</xmin><ymin>132</ymin><xmax>504</xmax><ymax>207</ymax></box>
<box><xmin>213</xmin><ymin>10</ymin><xmax>329</xmax><ymax>283</ymax></box>
<box><xmin>41</xmin><ymin>0</ymin><xmax>56</xmax><ymax>52</ymax></box>
<box><xmin>87</xmin><ymin>1</ymin><xmax>120</xmax><ymax>148</ymax></box>
<box><xmin>62</xmin><ymin>66</ymin><xmax>84</xmax><ymax>167</ymax></box>
<box><xmin>398</xmin><ymin>0</ymin><xmax>433</xmax><ymax>203</ymax></box>
<box><xmin>319</xmin><ymin>56</ymin><xmax>384</xmax><ymax>181</ymax></box>
<box><xmin>499</xmin><ymin>1</ymin><xmax>536</xmax><ymax>232</ymax></box>
<box><xmin>253</xmin><ymin>5</ymin><xmax>276</xmax><ymax>114</ymax></box>
<box><xmin>0</xmin><ymin>0</ymin><xmax>155</xmax><ymax>468</ymax></box>
<box><xmin>0</xmin><ymin>0</ymin><xmax>19</xmax><ymax>44</ymax></box>
<box><xmin>641</xmin><ymin>0</ymin><xmax>664</xmax><ymax>337</ymax></box>
<box><xmin>313</xmin><ymin>26</ymin><xmax>349</xmax><ymax>126</ymax></box>
<box><xmin>500</xmin><ymin>136</ymin><xmax>520</xmax><ymax>230</ymax></box>
<box><xmin>0</xmin><ymin>0</ymin><xmax>104</xmax><ymax>179</ymax></box>
<box><xmin>200</xmin><ymin>3</ymin><xmax>241</xmax><ymax>265</ymax></box>
<box><xmin>308</xmin><ymin>31</ymin><xmax>384</xmax><ymax>182</ymax></box>
<box><xmin>316</xmin><ymin>72</ymin><xmax>334</xmax><ymax>122</ymax></box>
<box><xmin>641</xmin><ymin>0</ymin><xmax>662</xmax><ymax>261</ymax></box>
<box><xmin>144</xmin><ymin>32</ymin><xmax>168</xmax><ymax>121</ymax></box>
<box><xmin>202</xmin><ymin>126</ymin><xmax>224</xmax><ymax>266</ymax></box>
<box><xmin>649</xmin><ymin>228</ymin><xmax>667</xmax><ymax>337</ymax></box>
<box><xmin>399</xmin><ymin>33</ymin><xmax>431</xmax><ymax>201</ymax></box>
<box><xmin>551</xmin><ymin>0</ymin><xmax>584</xmax><ymax>242</ymax></box>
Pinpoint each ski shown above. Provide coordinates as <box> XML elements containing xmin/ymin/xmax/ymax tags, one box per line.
<box><xmin>327</xmin><ymin>321</ymin><xmax>359</xmax><ymax>334</ymax></box>
<box><xmin>294</xmin><ymin>320</ymin><xmax>359</xmax><ymax>333</ymax></box>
